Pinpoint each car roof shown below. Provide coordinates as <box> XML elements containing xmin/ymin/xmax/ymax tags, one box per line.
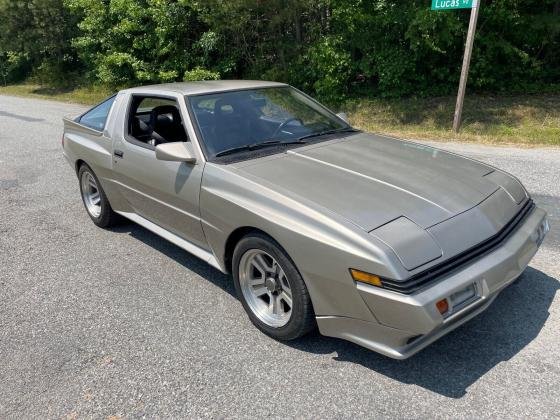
<box><xmin>122</xmin><ymin>80</ymin><xmax>288</xmax><ymax>96</ymax></box>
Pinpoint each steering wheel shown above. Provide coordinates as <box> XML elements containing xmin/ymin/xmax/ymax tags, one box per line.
<box><xmin>271</xmin><ymin>117</ymin><xmax>304</xmax><ymax>138</ymax></box>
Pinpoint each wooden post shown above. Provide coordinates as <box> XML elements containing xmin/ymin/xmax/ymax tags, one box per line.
<box><xmin>453</xmin><ymin>0</ymin><xmax>481</xmax><ymax>132</ymax></box>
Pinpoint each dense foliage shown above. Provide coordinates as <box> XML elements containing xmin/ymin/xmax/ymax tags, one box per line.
<box><xmin>1</xmin><ymin>0</ymin><xmax>559</xmax><ymax>100</ymax></box>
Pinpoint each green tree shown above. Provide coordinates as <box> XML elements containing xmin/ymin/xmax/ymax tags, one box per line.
<box><xmin>195</xmin><ymin>0</ymin><xmax>329</xmax><ymax>80</ymax></box>
<box><xmin>1</xmin><ymin>0</ymin><xmax>558</xmax><ymax>98</ymax></box>
<box><xmin>66</xmin><ymin>0</ymin><xmax>208</xmax><ymax>86</ymax></box>
<box><xmin>0</xmin><ymin>0</ymin><xmax>79</xmax><ymax>85</ymax></box>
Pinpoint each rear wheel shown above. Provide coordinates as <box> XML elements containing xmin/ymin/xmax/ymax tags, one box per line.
<box><xmin>233</xmin><ymin>233</ymin><xmax>315</xmax><ymax>340</ymax></box>
<box><xmin>78</xmin><ymin>164</ymin><xmax>120</xmax><ymax>228</ymax></box>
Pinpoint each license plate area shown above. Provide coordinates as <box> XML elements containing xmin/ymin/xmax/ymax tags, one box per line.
<box><xmin>444</xmin><ymin>283</ymin><xmax>480</xmax><ymax>318</ymax></box>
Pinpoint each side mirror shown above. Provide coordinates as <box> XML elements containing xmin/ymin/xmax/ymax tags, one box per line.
<box><xmin>155</xmin><ymin>142</ymin><xmax>197</xmax><ymax>163</ymax></box>
<box><xmin>336</xmin><ymin>112</ymin><xmax>349</xmax><ymax>124</ymax></box>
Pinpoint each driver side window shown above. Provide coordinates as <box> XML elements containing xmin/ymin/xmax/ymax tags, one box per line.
<box><xmin>127</xmin><ymin>96</ymin><xmax>189</xmax><ymax>148</ymax></box>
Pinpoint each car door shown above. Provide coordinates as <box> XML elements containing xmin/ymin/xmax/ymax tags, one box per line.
<box><xmin>110</xmin><ymin>93</ymin><xmax>208</xmax><ymax>249</ymax></box>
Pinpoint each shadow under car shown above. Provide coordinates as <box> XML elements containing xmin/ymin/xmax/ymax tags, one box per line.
<box><xmin>113</xmin><ymin>223</ymin><xmax>558</xmax><ymax>399</ymax></box>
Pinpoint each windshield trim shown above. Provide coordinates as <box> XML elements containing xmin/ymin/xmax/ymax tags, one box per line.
<box><xmin>184</xmin><ymin>83</ymin><xmax>289</xmax><ymax>98</ymax></box>
<box><xmin>185</xmin><ymin>86</ymin><xmax>351</xmax><ymax>162</ymax></box>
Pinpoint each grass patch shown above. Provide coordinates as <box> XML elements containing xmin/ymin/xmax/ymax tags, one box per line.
<box><xmin>1</xmin><ymin>83</ymin><xmax>558</xmax><ymax>146</ymax></box>
<box><xmin>344</xmin><ymin>94</ymin><xmax>560</xmax><ymax>146</ymax></box>
<box><xmin>0</xmin><ymin>83</ymin><xmax>113</xmax><ymax>105</ymax></box>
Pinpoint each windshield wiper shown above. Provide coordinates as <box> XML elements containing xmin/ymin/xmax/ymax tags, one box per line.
<box><xmin>215</xmin><ymin>128</ymin><xmax>358</xmax><ymax>157</ymax></box>
<box><xmin>297</xmin><ymin>127</ymin><xmax>359</xmax><ymax>142</ymax></box>
<box><xmin>215</xmin><ymin>139</ymin><xmax>307</xmax><ymax>157</ymax></box>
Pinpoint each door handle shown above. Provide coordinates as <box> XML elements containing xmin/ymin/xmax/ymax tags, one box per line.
<box><xmin>114</xmin><ymin>149</ymin><xmax>124</xmax><ymax>158</ymax></box>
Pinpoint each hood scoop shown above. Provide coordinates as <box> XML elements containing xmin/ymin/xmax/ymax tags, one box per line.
<box><xmin>370</xmin><ymin>217</ymin><xmax>443</xmax><ymax>270</ymax></box>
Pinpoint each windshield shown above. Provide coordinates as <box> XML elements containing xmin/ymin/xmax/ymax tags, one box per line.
<box><xmin>187</xmin><ymin>87</ymin><xmax>350</xmax><ymax>159</ymax></box>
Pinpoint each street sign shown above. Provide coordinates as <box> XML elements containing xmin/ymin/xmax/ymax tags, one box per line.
<box><xmin>431</xmin><ymin>0</ymin><xmax>475</xmax><ymax>10</ymax></box>
<box><xmin>431</xmin><ymin>0</ymin><xmax>480</xmax><ymax>132</ymax></box>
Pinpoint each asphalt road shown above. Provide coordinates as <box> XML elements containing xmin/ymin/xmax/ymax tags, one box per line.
<box><xmin>1</xmin><ymin>94</ymin><xmax>559</xmax><ymax>419</ymax></box>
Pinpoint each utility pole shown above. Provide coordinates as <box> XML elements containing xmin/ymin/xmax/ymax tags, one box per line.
<box><xmin>453</xmin><ymin>0</ymin><xmax>481</xmax><ymax>132</ymax></box>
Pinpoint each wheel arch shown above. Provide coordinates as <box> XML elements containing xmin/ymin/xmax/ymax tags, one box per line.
<box><xmin>75</xmin><ymin>159</ymin><xmax>86</xmax><ymax>174</ymax></box>
<box><xmin>223</xmin><ymin>226</ymin><xmax>271</xmax><ymax>273</ymax></box>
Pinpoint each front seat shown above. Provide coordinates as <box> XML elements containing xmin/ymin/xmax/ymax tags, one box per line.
<box><xmin>212</xmin><ymin>99</ymin><xmax>250</xmax><ymax>149</ymax></box>
<box><xmin>149</xmin><ymin>105</ymin><xmax>186</xmax><ymax>143</ymax></box>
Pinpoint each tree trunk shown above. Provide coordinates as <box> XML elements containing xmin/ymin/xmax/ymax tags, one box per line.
<box><xmin>294</xmin><ymin>5</ymin><xmax>302</xmax><ymax>44</ymax></box>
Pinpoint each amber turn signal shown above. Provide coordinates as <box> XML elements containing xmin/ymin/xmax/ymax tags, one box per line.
<box><xmin>436</xmin><ymin>298</ymin><xmax>449</xmax><ymax>315</ymax></box>
<box><xmin>350</xmin><ymin>269</ymin><xmax>383</xmax><ymax>287</ymax></box>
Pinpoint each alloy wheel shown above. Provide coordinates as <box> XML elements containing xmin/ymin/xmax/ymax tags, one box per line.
<box><xmin>239</xmin><ymin>249</ymin><xmax>293</xmax><ymax>327</ymax></box>
<box><xmin>80</xmin><ymin>171</ymin><xmax>102</xmax><ymax>218</ymax></box>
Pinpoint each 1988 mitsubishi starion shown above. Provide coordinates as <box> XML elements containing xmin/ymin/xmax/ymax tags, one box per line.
<box><xmin>62</xmin><ymin>81</ymin><xmax>549</xmax><ymax>358</ymax></box>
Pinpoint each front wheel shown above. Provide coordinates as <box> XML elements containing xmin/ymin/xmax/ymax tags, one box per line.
<box><xmin>232</xmin><ymin>233</ymin><xmax>316</xmax><ymax>341</ymax></box>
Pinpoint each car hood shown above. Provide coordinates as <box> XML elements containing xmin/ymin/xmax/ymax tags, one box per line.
<box><xmin>235</xmin><ymin>133</ymin><xmax>525</xmax><ymax>232</ymax></box>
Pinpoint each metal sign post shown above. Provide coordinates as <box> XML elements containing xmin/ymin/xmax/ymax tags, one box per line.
<box><xmin>452</xmin><ymin>0</ymin><xmax>480</xmax><ymax>132</ymax></box>
<box><xmin>431</xmin><ymin>0</ymin><xmax>481</xmax><ymax>132</ymax></box>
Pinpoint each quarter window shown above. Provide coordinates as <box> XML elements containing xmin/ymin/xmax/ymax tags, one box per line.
<box><xmin>79</xmin><ymin>95</ymin><xmax>116</xmax><ymax>131</ymax></box>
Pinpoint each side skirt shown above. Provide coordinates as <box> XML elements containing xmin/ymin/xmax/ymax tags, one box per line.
<box><xmin>115</xmin><ymin>211</ymin><xmax>225</xmax><ymax>273</ymax></box>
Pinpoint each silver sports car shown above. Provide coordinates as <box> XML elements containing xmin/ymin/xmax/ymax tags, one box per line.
<box><xmin>62</xmin><ymin>80</ymin><xmax>549</xmax><ymax>359</ymax></box>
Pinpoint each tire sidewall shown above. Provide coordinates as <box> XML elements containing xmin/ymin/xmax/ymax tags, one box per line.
<box><xmin>78</xmin><ymin>164</ymin><xmax>112</xmax><ymax>227</ymax></box>
<box><xmin>232</xmin><ymin>233</ymin><xmax>313</xmax><ymax>340</ymax></box>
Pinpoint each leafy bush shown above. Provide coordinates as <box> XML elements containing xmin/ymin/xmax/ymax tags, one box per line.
<box><xmin>0</xmin><ymin>0</ymin><xmax>558</xmax><ymax>99</ymax></box>
<box><xmin>300</xmin><ymin>36</ymin><xmax>352</xmax><ymax>104</ymax></box>
<box><xmin>183</xmin><ymin>67</ymin><xmax>220</xmax><ymax>82</ymax></box>
<box><xmin>97</xmin><ymin>53</ymin><xmax>145</xmax><ymax>87</ymax></box>
<box><xmin>0</xmin><ymin>51</ymin><xmax>31</xmax><ymax>85</ymax></box>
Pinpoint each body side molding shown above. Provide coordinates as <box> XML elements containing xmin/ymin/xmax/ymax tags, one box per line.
<box><xmin>115</xmin><ymin>211</ymin><xmax>225</xmax><ymax>272</ymax></box>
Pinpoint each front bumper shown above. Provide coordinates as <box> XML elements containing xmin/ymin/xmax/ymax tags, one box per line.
<box><xmin>317</xmin><ymin>206</ymin><xmax>548</xmax><ymax>359</ymax></box>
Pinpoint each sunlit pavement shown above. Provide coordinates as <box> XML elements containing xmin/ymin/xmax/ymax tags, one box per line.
<box><xmin>1</xmin><ymin>95</ymin><xmax>558</xmax><ymax>418</ymax></box>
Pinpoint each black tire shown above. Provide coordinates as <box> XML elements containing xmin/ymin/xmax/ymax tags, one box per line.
<box><xmin>232</xmin><ymin>233</ymin><xmax>316</xmax><ymax>340</ymax></box>
<box><xmin>77</xmin><ymin>163</ymin><xmax>121</xmax><ymax>228</ymax></box>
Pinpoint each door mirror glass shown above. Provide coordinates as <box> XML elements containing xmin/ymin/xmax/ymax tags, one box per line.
<box><xmin>336</xmin><ymin>112</ymin><xmax>349</xmax><ymax>124</ymax></box>
<box><xmin>155</xmin><ymin>142</ymin><xmax>196</xmax><ymax>163</ymax></box>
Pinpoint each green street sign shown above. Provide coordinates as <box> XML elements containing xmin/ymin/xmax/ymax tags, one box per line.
<box><xmin>431</xmin><ymin>0</ymin><xmax>476</xmax><ymax>10</ymax></box>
